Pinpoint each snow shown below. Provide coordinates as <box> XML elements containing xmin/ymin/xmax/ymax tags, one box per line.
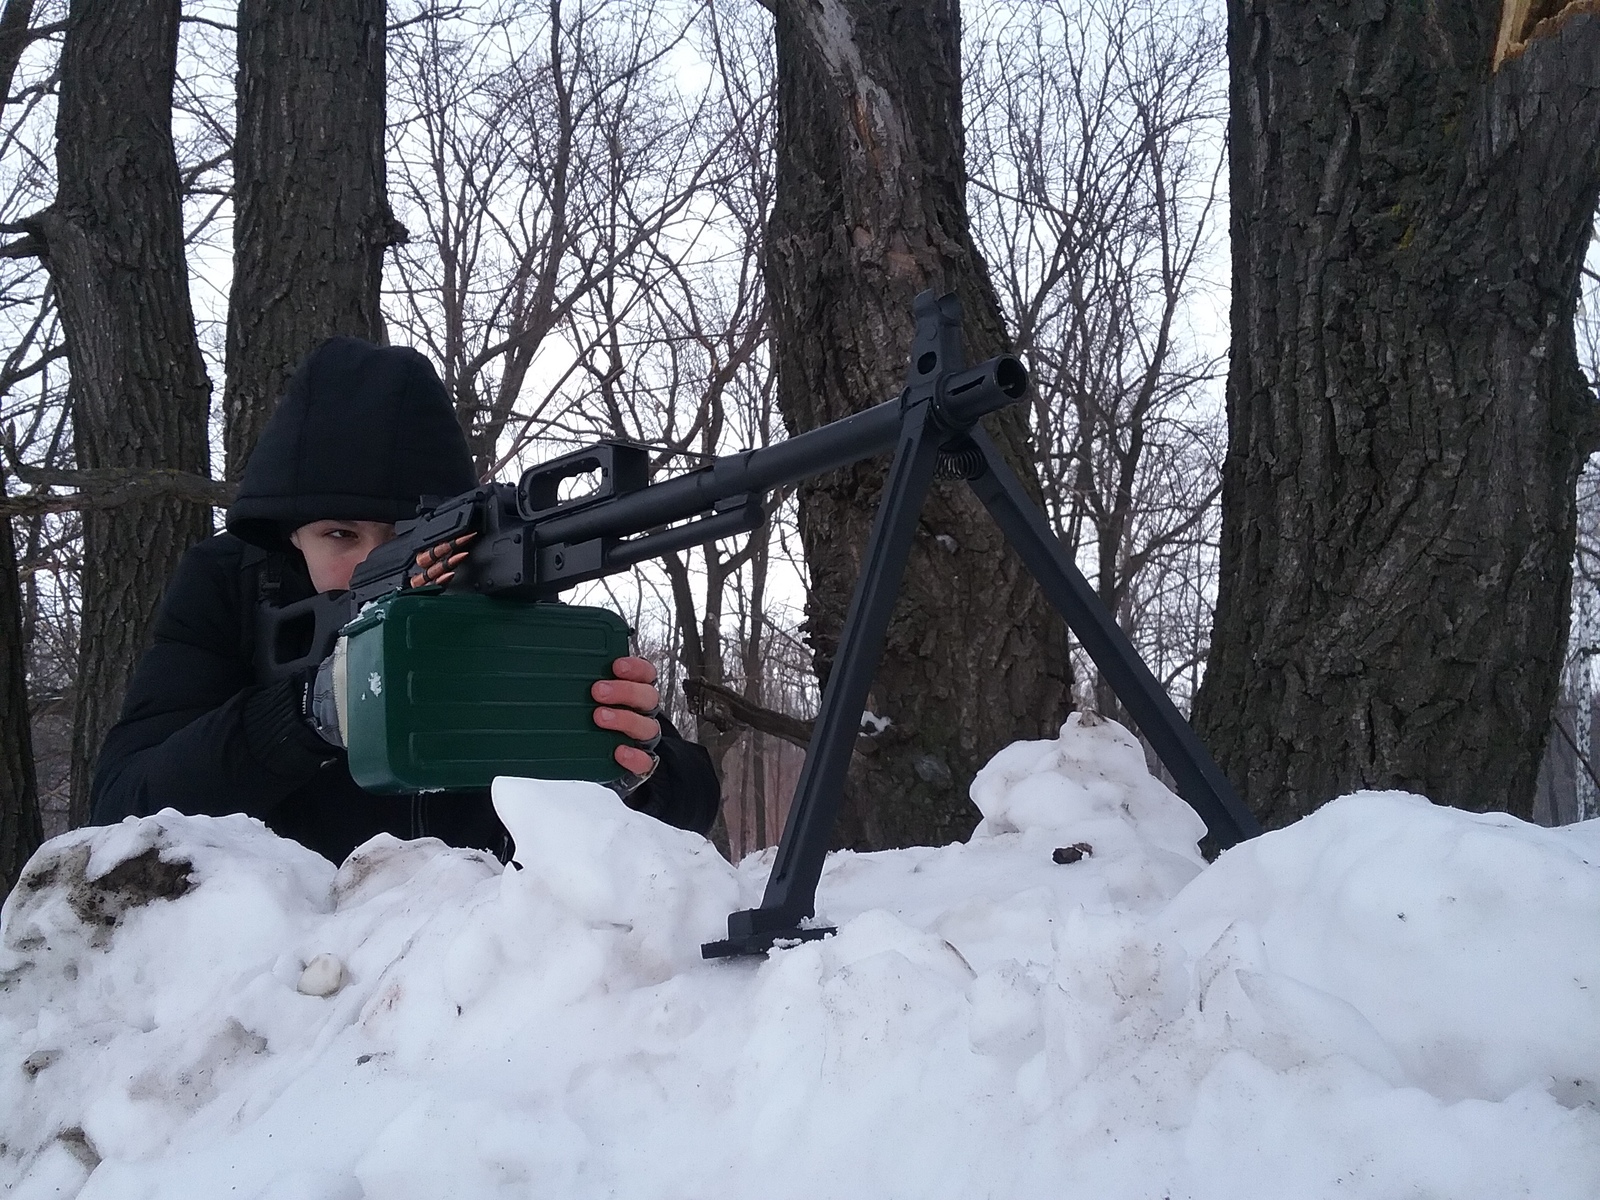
<box><xmin>3</xmin><ymin>713</ymin><xmax>1598</xmax><ymax>1199</ymax></box>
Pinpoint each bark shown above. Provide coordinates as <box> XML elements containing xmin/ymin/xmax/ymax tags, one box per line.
<box><xmin>767</xmin><ymin>0</ymin><xmax>1069</xmax><ymax>849</ymax></box>
<box><xmin>1194</xmin><ymin>1</ymin><xmax>1600</xmax><ymax>827</ymax></box>
<box><xmin>224</xmin><ymin>0</ymin><xmax>400</xmax><ymax>480</ymax></box>
<box><xmin>31</xmin><ymin>0</ymin><xmax>214</xmax><ymax>829</ymax></box>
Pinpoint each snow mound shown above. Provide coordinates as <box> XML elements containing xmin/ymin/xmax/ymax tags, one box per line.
<box><xmin>972</xmin><ymin>710</ymin><xmax>1208</xmax><ymax>868</ymax></box>
<box><xmin>3</xmin><ymin>718</ymin><xmax>1598</xmax><ymax>1199</ymax></box>
<box><xmin>1164</xmin><ymin>790</ymin><xmax>1600</xmax><ymax>1105</ymax></box>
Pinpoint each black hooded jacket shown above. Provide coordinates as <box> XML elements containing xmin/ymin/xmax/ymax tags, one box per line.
<box><xmin>91</xmin><ymin>338</ymin><xmax>720</xmax><ymax>863</ymax></box>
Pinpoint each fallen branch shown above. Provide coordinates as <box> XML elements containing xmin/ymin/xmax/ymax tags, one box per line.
<box><xmin>684</xmin><ymin>676</ymin><xmax>882</xmax><ymax>758</ymax></box>
<box><xmin>684</xmin><ymin>676</ymin><xmax>815</xmax><ymax>751</ymax></box>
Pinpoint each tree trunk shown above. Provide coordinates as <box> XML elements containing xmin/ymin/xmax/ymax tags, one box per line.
<box><xmin>0</xmin><ymin>480</ymin><xmax>42</xmax><ymax>898</ymax></box>
<box><xmin>32</xmin><ymin>0</ymin><xmax>214</xmax><ymax>829</ymax></box>
<box><xmin>1194</xmin><ymin>1</ymin><xmax>1600</xmax><ymax>828</ymax></box>
<box><xmin>767</xmin><ymin>0</ymin><xmax>1069</xmax><ymax>849</ymax></box>
<box><xmin>225</xmin><ymin>0</ymin><xmax>400</xmax><ymax>479</ymax></box>
<box><xmin>744</xmin><ymin>534</ymin><xmax>771</xmax><ymax>850</ymax></box>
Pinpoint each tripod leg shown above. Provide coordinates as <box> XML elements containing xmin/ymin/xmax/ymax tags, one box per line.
<box><xmin>962</xmin><ymin>427</ymin><xmax>1261</xmax><ymax>847</ymax></box>
<box><xmin>705</xmin><ymin>401</ymin><xmax>946</xmax><ymax>955</ymax></box>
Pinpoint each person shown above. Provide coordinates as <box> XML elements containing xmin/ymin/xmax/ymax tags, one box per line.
<box><xmin>91</xmin><ymin>337</ymin><xmax>720</xmax><ymax>864</ymax></box>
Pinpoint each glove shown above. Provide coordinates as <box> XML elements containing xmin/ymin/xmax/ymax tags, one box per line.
<box><xmin>300</xmin><ymin>643</ymin><xmax>348</xmax><ymax>748</ymax></box>
<box><xmin>605</xmin><ymin>705</ymin><xmax>662</xmax><ymax>801</ymax></box>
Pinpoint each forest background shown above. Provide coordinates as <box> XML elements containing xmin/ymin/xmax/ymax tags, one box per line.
<box><xmin>1</xmin><ymin>0</ymin><xmax>1596</xmax><ymax>898</ymax></box>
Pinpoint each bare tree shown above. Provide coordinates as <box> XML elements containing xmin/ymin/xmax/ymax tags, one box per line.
<box><xmin>385</xmin><ymin>0</ymin><xmax>724</xmax><ymax>474</ymax></box>
<box><xmin>384</xmin><ymin>0</ymin><xmax>817</xmax><ymax>859</ymax></box>
<box><xmin>2</xmin><ymin>0</ymin><xmax>214</xmax><ymax>830</ymax></box>
<box><xmin>0</xmin><ymin>0</ymin><xmax>52</xmax><ymax>892</ymax></box>
<box><xmin>0</xmin><ymin>305</ymin><xmax>71</xmax><ymax>861</ymax></box>
<box><xmin>0</xmin><ymin>301</ymin><xmax>74</xmax><ymax>844</ymax></box>
<box><xmin>966</xmin><ymin>0</ymin><xmax>1227</xmax><ymax>722</ymax></box>
<box><xmin>6</xmin><ymin>0</ymin><xmax>1239</xmax><ymax>869</ymax></box>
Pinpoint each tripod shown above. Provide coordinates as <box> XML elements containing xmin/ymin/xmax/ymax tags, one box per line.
<box><xmin>704</xmin><ymin>292</ymin><xmax>1259</xmax><ymax>958</ymax></box>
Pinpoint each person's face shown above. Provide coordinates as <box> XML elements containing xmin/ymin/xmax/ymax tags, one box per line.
<box><xmin>289</xmin><ymin>520</ymin><xmax>397</xmax><ymax>592</ymax></box>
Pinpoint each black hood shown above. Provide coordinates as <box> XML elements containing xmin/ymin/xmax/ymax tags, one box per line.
<box><xmin>227</xmin><ymin>338</ymin><xmax>477</xmax><ymax>549</ymax></box>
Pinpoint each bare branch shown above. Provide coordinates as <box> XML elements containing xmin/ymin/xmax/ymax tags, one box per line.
<box><xmin>684</xmin><ymin>676</ymin><xmax>818</xmax><ymax>752</ymax></box>
<box><xmin>0</xmin><ymin>465</ymin><xmax>234</xmax><ymax>516</ymax></box>
<box><xmin>179</xmin><ymin>14</ymin><xmax>235</xmax><ymax>33</ymax></box>
<box><xmin>0</xmin><ymin>234</ymin><xmax>41</xmax><ymax>259</ymax></box>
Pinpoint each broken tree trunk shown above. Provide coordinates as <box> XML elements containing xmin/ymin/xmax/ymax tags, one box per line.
<box><xmin>1194</xmin><ymin>0</ymin><xmax>1600</xmax><ymax>826</ymax></box>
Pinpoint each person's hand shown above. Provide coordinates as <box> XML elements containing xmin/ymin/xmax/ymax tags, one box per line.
<box><xmin>300</xmin><ymin>651</ymin><xmax>344</xmax><ymax>749</ymax></box>
<box><xmin>408</xmin><ymin>530</ymin><xmax>478</xmax><ymax>588</ymax></box>
<box><xmin>592</xmin><ymin>656</ymin><xmax>661</xmax><ymax>773</ymax></box>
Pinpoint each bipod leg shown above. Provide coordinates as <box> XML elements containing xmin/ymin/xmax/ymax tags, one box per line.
<box><xmin>703</xmin><ymin>400</ymin><xmax>946</xmax><ymax>958</ymax></box>
<box><xmin>961</xmin><ymin>427</ymin><xmax>1262</xmax><ymax>848</ymax></box>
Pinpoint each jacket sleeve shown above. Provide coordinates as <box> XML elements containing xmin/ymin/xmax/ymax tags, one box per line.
<box><xmin>624</xmin><ymin>713</ymin><xmax>721</xmax><ymax>835</ymax></box>
<box><xmin>90</xmin><ymin>540</ymin><xmax>338</xmax><ymax>826</ymax></box>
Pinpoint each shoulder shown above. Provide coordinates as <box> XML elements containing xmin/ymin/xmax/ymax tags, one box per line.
<box><xmin>153</xmin><ymin>533</ymin><xmax>265</xmax><ymax>646</ymax></box>
<box><xmin>169</xmin><ymin>531</ymin><xmax>264</xmax><ymax>601</ymax></box>
<box><xmin>180</xmin><ymin>531</ymin><xmax>260</xmax><ymax>574</ymax></box>
<box><xmin>152</xmin><ymin>531</ymin><xmax>253</xmax><ymax>582</ymax></box>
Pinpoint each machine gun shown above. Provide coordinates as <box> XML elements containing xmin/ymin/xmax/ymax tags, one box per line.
<box><xmin>261</xmin><ymin>290</ymin><xmax>1261</xmax><ymax>956</ymax></box>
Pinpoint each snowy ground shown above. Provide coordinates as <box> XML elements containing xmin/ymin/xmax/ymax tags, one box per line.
<box><xmin>3</xmin><ymin>714</ymin><xmax>1598</xmax><ymax>1199</ymax></box>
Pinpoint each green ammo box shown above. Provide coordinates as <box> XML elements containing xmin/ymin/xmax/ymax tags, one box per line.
<box><xmin>338</xmin><ymin>591</ymin><xmax>632</xmax><ymax>794</ymax></box>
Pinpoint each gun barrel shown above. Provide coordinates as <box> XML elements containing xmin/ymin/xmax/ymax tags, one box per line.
<box><xmin>532</xmin><ymin>354</ymin><xmax>1026</xmax><ymax>548</ymax></box>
